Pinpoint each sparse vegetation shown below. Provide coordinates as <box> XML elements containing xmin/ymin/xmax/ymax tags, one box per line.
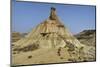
<box><xmin>13</xmin><ymin>43</ymin><xmax>39</xmax><ymax>52</ymax></box>
<box><xmin>60</xmin><ymin>57</ymin><xmax>64</xmax><ymax>59</ymax></box>
<box><xmin>28</xmin><ymin>55</ymin><xmax>32</xmax><ymax>59</ymax></box>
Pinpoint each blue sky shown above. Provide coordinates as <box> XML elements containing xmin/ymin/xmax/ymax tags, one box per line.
<box><xmin>12</xmin><ymin>0</ymin><xmax>96</xmax><ymax>34</ymax></box>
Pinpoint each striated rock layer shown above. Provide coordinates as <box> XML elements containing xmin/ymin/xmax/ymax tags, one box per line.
<box><xmin>12</xmin><ymin>7</ymin><xmax>95</xmax><ymax>66</ymax></box>
<box><xmin>13</xmin><ymin>7</ymin><xmax>83</xmax><ymax>49</ymax></box>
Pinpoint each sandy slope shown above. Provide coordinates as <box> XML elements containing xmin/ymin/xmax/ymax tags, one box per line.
<box><xmin>12</xmin><ymin>48</ymin><xmax>72</xmax><ymax>65</ymax></box>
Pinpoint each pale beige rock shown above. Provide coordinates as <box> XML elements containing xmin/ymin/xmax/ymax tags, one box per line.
<box><xmin>13</xmin><ymin>7</ymin><xmax>83</xmax><ymax>49</ymax></box>
<box><xmin>12</xmin><ymin>7</ymin><xmax>92</xmax><ymax>66</ymax></box>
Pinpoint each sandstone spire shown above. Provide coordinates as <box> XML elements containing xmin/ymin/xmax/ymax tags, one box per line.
<box><xmin>49</xmin><ymin>7</ymin><xmax>57</xmax><ymax>20</ymax></box>
<box><xmin>12</xmin><ymin>7</ymin><xmax>95</xmax><ymax>65</ymax></box>
<box><xmin>13</xmin><ymin>7</ymin><xmax>83</xmax><ymax>50</ymax></box>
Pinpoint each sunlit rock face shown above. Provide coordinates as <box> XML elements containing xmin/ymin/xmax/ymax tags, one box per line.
<box><xmin>12</xmin><ymin>7</ymin><xmax>95</xmax><ymax>66</ymax></box>
<box><xmin>13</xmin><ymin>7</ymin><xmax>82</xmax><ymax>49</ymax></box>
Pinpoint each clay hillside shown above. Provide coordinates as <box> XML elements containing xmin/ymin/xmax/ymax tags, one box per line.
<box><xmin>75</xmin><ymin>30</ymin><xmax>96</xmax><ymax>46</ymax></box>
<box><xmin>12</xmin><ymin>7</ymin><xmax>96</xmax><ymax>66</ymax></box>
<box><xmin>74</xmin><ymin>30</ymin><xmax>96</xmax><ymax>61</ymax></box>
